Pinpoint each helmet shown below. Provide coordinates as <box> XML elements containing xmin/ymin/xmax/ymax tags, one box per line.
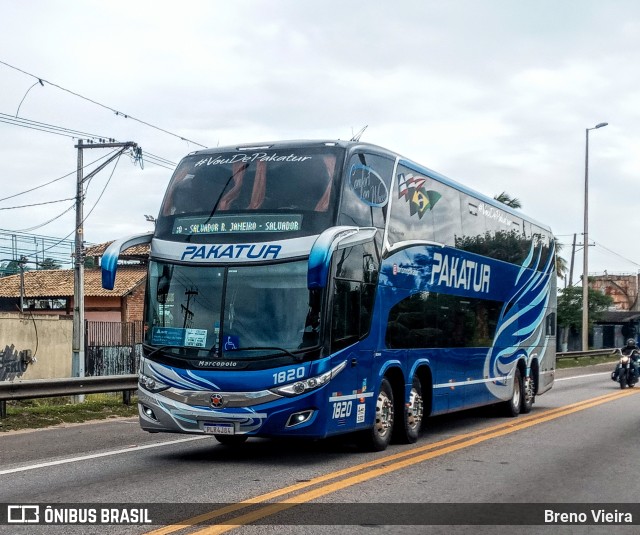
<box><xmin>627</xmin><ymin>338</ymin><xmax>636</xmax><ymax>347</ymax></box>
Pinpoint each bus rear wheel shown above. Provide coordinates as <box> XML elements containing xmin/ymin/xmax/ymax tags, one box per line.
<box><xmin>359</xmin><ymin>378</ymin><xmax>394</xmax><ymax>451</ymax></box>
<box><xmin>502</xmin><ymin>368</ymin><xmax>522</xmax><ymax>417</ymax></box>
<box><xmin>396</xmin><ymin>376</ymin><xmax>424</xmax><ymax>444</ymax></box>
<box><xmin>521</xmin><ymin>374</ymin><xmax>535</xmax><ymax>414</ymax></box>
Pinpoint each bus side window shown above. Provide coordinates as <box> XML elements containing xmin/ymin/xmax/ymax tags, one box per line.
<box><xmin>331</xmin><ymin>243</ymin><xmax>378</xmax><ymax>351</ymax></box>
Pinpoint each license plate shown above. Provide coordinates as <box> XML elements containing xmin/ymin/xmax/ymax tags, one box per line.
<box><xmin>203</xmin><ymin>423</ymin><xmax>235</xmax><ymax>435</ymax></box>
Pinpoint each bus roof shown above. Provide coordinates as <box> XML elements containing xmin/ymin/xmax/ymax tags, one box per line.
<box><xmin>186</xmin><ymin>140</ymin><xmax>553</xmax><ymax>234</ymax></box>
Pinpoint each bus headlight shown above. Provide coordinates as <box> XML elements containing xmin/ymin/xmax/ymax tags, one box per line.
<box><xmin>139</xmin><ymin>374</ymin><xmax>170</xmax><ymax>393</ymax></box>
<box><xmin>271</xmin><ymin>361</ymin><xmax>347</xmax><ymax>397</ymax></box>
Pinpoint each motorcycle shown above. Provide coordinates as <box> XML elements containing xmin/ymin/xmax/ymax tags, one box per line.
<box><xmin>611</xmin><ymin>348</ymin><xmax>639</xmax><ymax>389</ymax></box>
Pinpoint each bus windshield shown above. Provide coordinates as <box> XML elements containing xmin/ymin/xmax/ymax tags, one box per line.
<box><xmin>154</xmin><ymin>146</ymin><xmax>344</xmax><ymax>242</ymax></box>
<box><xmin>144</xmin><ymin>259</ymin><xmax>322</xmax><ymax>360</ymax></box>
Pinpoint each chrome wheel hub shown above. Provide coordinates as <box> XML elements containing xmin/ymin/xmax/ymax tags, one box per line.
<box><xmin>407</xmin><ymin>387</ymin><xmax>423</xmax><ymax>430</ymax></box>
<box><xmin>375</xmin><ymin>390</ymin><xmax>394</xmax><ymax>438</ymax></box>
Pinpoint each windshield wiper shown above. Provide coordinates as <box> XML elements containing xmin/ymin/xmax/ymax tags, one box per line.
<box><xmin>226</xmin><ymin>346</ymin><xmax>304</xmax><ymax>362</ymax></box>
<box><xmin>142</xmin><ymin>343</ymin><xmax>185</xmax><ymax>359</ymax></box>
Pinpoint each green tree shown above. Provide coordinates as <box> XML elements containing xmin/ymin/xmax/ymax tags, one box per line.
<box><xmin>38</xmin><ymin>257</ymin><xmax>62</xmax><ymax>270</ymax></box>
<box><xmin>0</xmin><ymin>259</ymin><xmax>30</xmax><ymax>277</ymax></box>
<box><xmin>493</xmin><ymin>191</ymin><xmax>522</xmax><ymax>209</ymax></box>
<box><xmin>557</xmin><ymin>285</ymin><xmax>613</xmax><ymax>333</ymax></box>
<box><xmin>554</xmin><ymin>239</ymin><xmax>568</xmax><ymax>281</ymax></box>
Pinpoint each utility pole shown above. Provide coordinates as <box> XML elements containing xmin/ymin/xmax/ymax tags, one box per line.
<box><xmin>561</xmin><ymin>234</ymin><xmax>577</xmax><ymax>351</ymax></box>
<box><xmin>72</xmin><ymin>140</ymin><xmax>138</xmax><ymax>397</ymax></box>
<box><xmin>582</xmin><ymin>122</ymin><xmax>608</xmax><ymax>352</ymax></box>
<box><xmin>568</xmin><ymin>233</ymin><xmax>576</xmax><ymax>287</ymax></box>
<box><xmin>18</xmin><ymin>256</ymin><xmax>27</xmax><ymax>313</ymax></box>
<box><xmin>72</xmin><ymin>140</ymin><xmax>84</xmax><ymax>385</ymax></box>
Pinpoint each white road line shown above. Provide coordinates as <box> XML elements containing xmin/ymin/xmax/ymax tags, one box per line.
<box><xmin>0</xmin><ymin>436</ymin><xmax>211</xmax><ymax>476</ymax></box>
<box><xmin>555</xmin><ymin>372</ymin><xmax>612</xmax><ymax>381</ymax></box>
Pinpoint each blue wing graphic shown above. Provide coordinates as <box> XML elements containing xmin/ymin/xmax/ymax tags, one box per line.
<box><xmin>484</xmin><ymin>239</ymin><xmax>555</xmax><ymax>382</ymax></box>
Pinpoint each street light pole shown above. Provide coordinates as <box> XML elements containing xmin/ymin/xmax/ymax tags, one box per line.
<box><xmin>582</xmin><ymin>122</ymin><xmax>608</xmax><ymax>351</ymax></box>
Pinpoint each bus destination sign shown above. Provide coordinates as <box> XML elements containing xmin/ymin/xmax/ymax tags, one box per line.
<box><xmin>173</xmin><ymin>214</ymin><xmax>303</xmax><ymax>235</ymax></box>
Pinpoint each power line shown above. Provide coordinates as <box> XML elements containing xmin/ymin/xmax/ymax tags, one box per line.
<box><xmin>1</xmin><ymin>113</ymin><xmax>178</xmax><ymax>173</ymax></box>
<box><xmin>0</xmin><ymin>114</ymin><xmax>83</xmax><ymax>139</ymax></box>
<box><xmin>143</xmin><ymin>151</ymin><xmax>176</xmax><ymax>166</ymax></box>
<box><xmin>0</xmin><ymin>59</ymin><xmax>208</xmax><ymax>148</ymax></box>
<box><xmin>0</xmin><ymin>150</ymin><xmax>127</xmax><ymax>232</ymax></box>
<box><xmin>0</xmin><ymin>112</ymin><xmax>113</xmax><ymax>141</ymax></box>
<box><xmin>141</xmin><ymin>151</ymin><xmax>177</xmax><ymax>171</ymax></box>
<box><xmin>7</xmin><ymin>203</ymin><xmax>76</xmax><ymax>233</ymax></box>
<box><xmin>40</xmin><ymin>153</ymin><xmax>124</xmax><ymax>254</ymax></box>
<box><xmin>0</xmin><ymin>197</ymin><xmax>75</xmax><ymax>210</ymax></box>
<box><xmin>0</xmin><ymin>149</ymin><xmax>119</xmax><ymax>203</ymax></box>
<box><xmin>0</xmin><ymin>230</ymin><xmax>76</xmax><ymax>268</ymax></box>
<box><xmin>83</xmin><ymin>153</ymin><xmax>123</xmax><ymax>222</ymax></box>
<box><xmin>0</xmin><ymin>150</ymin><xmax>123</xmax><ymax>233</ymax></box>
<box><xmin>15</xmin><ymin>78</ymin><xmax>44</xmax><ymax>117</ymax></box>
<box><xmin>592</xmin><ymin>239</ymin><xmax>640</xmax><ymax>268</ymax></box>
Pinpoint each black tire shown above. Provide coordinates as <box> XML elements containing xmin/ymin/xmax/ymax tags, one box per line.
<box><xmin>620</xmin><ymin>371</ymin><xmax>627</xmax><ymax>389</ymax></box>
<box><xmin>214</xmin><ymin>434</ymin><xmax>248</xmax><ymax>446</ymax></box>
<box><xmin>358</xmin><ymin>378</ymin><xmax>395</xmax><ymax>451</ymax></box>
<box><xmin>502</xmin><ymin>368</ymin><xmax>522</xmax><ymax>417</ymax></box>
<box><xmin>521</xmin><ymin>373</ymin><xmax>535</xmax><ymax>414</ymax></box>
<box><xmin>395</xmin><ymin>376</ymin><xmax>424</xmax><ymax>444</ymax></box>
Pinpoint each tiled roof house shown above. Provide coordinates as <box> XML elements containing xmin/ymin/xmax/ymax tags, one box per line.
<box><xmin>0</xmin><ymin>242</ymin><xmax>149</xmax><ymax>322</ymax></box>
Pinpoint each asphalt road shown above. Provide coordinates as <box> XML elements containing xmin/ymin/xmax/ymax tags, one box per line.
<box><xmin>1</xmin><ymin>363</ymin><xmax>639</xmax><ymax>535</ymax></box>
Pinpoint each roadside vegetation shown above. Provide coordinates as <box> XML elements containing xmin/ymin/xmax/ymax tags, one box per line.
<box><xmin>556</xmin><ymin>353</ymin><xmax>619</xmax><ymax>369</ymax></box>
<box><xmin>0</xmin><ymin>393</ymin><xmax>138</xmax><ymax>432</ymax></box>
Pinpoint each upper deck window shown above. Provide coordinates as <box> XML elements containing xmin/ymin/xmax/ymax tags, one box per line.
<box><xmin>155</xmin><ymin>147</ymin><xmax>345</xmax><ymax>242</ymax></box>
<box><xmin>388</xmin><ymin>163</ymin><xmax>461</xmax><ymax>246</ymax></box>
<box><xmin>337</xmin><ymin>152</ymin><xmax>394</xmax><ymax>229</ymax></box>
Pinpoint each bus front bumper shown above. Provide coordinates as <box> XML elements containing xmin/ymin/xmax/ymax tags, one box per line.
<box><xmin>137</xmin><ymin>388</ymin><xmax>324</xmax><ymax>438</ymax></box>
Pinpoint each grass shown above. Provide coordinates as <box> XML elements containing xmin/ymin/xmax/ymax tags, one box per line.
<box><xmin>556</xmin><ymin>354</ymin><xmax>619</xmax><ymax>369</ymax></box>
<box><xmin>0</xmin><ymin>393</ymin><xmax>138</xmax><ymax>433</ymax></box>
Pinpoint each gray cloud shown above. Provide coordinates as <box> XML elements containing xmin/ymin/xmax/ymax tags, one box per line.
<box><xmin>0</xmin><ymin>0</ymin><xmax>639</xmax><ymax>274</ymax></box>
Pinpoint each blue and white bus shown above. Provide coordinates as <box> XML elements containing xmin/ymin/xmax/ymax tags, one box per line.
<box><xmin>102</xmin><ymin>140</ymin><xmax>556</xmax><ymax>450</ymax></box>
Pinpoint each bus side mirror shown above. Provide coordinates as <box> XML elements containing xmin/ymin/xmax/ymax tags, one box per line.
<box><xmin>101</xmin><ymin>232</ymin><xmax>153</xmax><ymax>290</ymax></box>
<box><xmin>307</xmin><ymin>226</ymin><xmax>377</xmax><ymax>289</ymax></box>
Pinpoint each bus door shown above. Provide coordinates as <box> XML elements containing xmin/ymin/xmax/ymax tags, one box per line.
<box><xmin>326</xmin><ymin>241</ymin><xmax>379</xmax><ymax>433</ymax></box>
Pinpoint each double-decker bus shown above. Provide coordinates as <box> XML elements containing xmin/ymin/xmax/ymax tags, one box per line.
<box><xmin>102</xmin><ymin>140</ymin><xmax>556</xmax><ymax>450</ymax></box>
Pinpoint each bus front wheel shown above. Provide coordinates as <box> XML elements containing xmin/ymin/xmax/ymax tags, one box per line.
<box><xmin>359</xmin><ymin>378</ymin><xmax>395</xmax><ymax>451</ymax></box>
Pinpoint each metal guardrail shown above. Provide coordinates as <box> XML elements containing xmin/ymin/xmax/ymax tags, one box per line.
<box><xmin>556</xmin><ymin>349</ymin><xmax>617</xmax><ymax>360</ymax></box>
<box><xmin>0</xmin><ymin>375</ymin><xmax>138</xmax><ymax>418</ymax></box>
<box><xmin>0</xmin><ymin>350</ymin><xmax>622</xmax><ymax>418</ymax></box>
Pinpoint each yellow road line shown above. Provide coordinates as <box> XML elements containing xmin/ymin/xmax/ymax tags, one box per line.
<box><xmin>146</xmin><ymin>389</ymin><xmax>637</xmax><ymax>535</ymax></box>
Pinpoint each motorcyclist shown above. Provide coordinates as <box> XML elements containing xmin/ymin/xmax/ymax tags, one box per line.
<box><xmin>620</xmin><ymin>338</ymin><xmax>640</xmax><ymax>380</ymax></box>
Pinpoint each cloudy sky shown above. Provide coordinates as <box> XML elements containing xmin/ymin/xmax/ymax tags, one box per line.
<box><xmin>0</xmin><ymin>0</ymin><xmax>639</xmax><ymax>279</ymax></box>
